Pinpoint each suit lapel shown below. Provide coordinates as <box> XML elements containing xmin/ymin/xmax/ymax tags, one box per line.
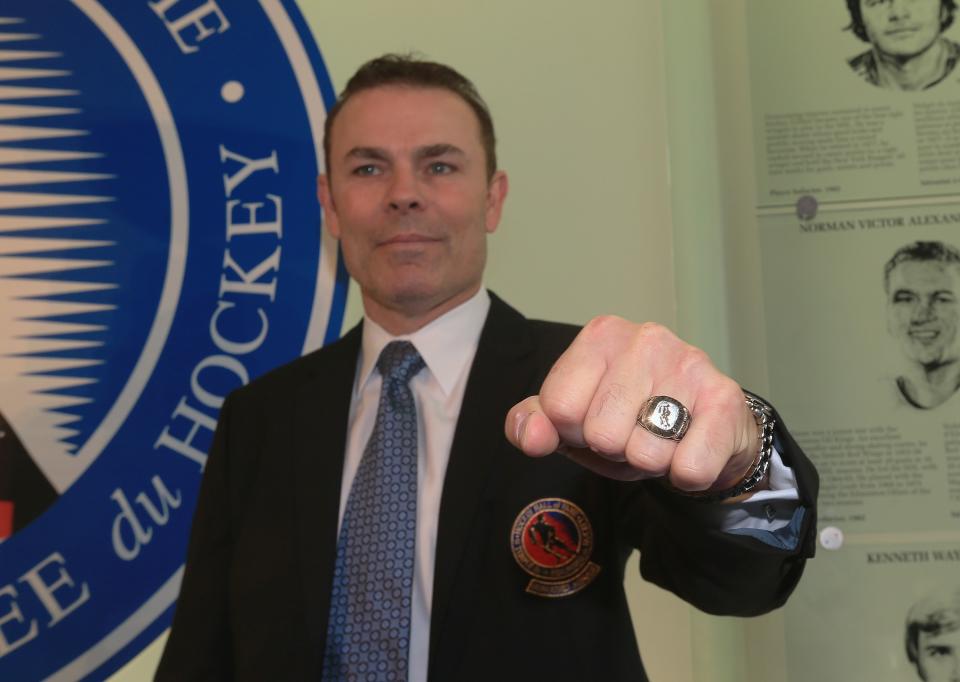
<box><xmin>292</xmin><ymin>324</ymin><xmax>361</xmax><ymax>669</ymax></box>
<box><xmin>428</xmin><ymin>294</ymin><xmax>538</xmax><ymax>663</ymax></box>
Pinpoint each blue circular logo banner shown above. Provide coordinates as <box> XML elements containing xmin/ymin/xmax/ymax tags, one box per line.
<box><xmin>0</xmin><ymin>1</ymin><xmax>346</xmax><ymax>678</ymax></box>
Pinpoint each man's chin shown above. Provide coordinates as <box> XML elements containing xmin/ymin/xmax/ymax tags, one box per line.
<box><xmin>389</xmin><ymin>289</ymin><xmax>439</xmax><ymax>310</ymax></box>
<box><xmin>907</xmin><ymin>349</ymin><xmax>959</xmax><ymax>369</ymax></box>
<box><xmin>878</xmin><ymin>36</ymin><xmax>941</xmax><ymax>61</ymax></box>
<box><xmin>382</xmin><ymin>284</ymin><xmax>459</xmax><ymax>316</ymax></box>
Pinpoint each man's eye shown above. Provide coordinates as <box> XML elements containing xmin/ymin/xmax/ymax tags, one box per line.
<box><xmin>352</xmin><ymin>165</ymin><xmax>380</xmax><ymax>176</ymax></box>
<box><xmin>933</xmin><ymin>293</ymin><xmax>957</xmax><ymax>304</ymax></box>
<box><xmin>893</xmin><ymin>293</ymin><xmax>917</xmax><ymax>303</ymax></box>
<box><xmin>926</xmin><ymin>645</ymin><xmax>953</xmax><ymax>657</ymax></box>
<box><xmin>427</xmin><ymin>162</ymin><xmax>454</xmax><ymax>175</ymax></box>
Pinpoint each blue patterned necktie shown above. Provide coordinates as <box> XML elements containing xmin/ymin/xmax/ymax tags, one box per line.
<box><xmin>322</xmin><ymin>340</ymin><xmax>425</xmax><ymax>682</ymax></box>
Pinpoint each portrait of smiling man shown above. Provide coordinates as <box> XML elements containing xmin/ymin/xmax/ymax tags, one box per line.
<box><xmin>846</xmin><ymin>0</ymin><xmax>960</xmax><ymax>90</ymax></box>
<box><xmin>885</xmin><ymin>240</ymin><xmax>960</xmax><ymax>410</ymax></box>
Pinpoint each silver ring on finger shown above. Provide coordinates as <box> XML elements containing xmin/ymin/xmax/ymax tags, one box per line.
<box><xmin>636</xmin><ymin>395</ymin><xmax>691</xmax><ymax>441</ymax></box>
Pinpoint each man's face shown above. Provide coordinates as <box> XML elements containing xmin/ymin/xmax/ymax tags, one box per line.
<box><xmin>319</xmin><ymin>85</ymin><xmax>507</xmax><ymax>328</ymax></box>
<box><xmin>860</xmin><ymin>0</ymin><xmax>945</xmax><ymax>59</ymax></box>
<box><xmin>886</xmin><ymin>260</ymin><xmax>960</xmax><ymax>367</ymax></box>
<box><xmin>915</xmin><ymin>628</ymin><xmax>960</xmax><ymax>682</ymax></box>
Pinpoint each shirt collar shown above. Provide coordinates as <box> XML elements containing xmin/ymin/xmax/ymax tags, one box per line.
<box><xmin>357</xmin><ymin>288</ymin><xmax>491</xmax><ymax>397</ymax></box>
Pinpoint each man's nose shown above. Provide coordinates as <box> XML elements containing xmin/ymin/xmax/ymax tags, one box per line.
<box><xmin>888</xmin><ymin>0</ymin><xmax>911</xmax><ymax>18</ymax></box>
<box><xmin>386</xmin><ymin>167</ymin><xmax>422</xmax><ymax>212</ymax></box>
<box><xmin>911</xmin><ymin>301</ymin><xmax>936</xmax><ymax>323</ymax></box>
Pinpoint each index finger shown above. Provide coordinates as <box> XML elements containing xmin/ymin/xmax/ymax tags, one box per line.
<box><xmin>536</xmin><ymin>320</ymin><xmax>619</xmax><ymax>447</ymax></box>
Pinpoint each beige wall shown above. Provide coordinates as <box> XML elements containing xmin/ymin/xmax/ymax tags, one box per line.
<box><xmin>111</xmin><ymin>1</ymin><xmax>761</xmax><ymax>679</ymax></box>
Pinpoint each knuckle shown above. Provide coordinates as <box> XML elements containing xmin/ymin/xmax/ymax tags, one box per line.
<box><xmin>701</xmin><ymin>378</ymin><xmax>745</xmax><ymax>416</ymax></box>
<box><xmin>539</xmin><ymin>391</ymin><xmax>583</xmax><ymax>426</ymax></box>
<box><xmin>677</xmin><ymin>345</ymin><xmax>711</xmax><ymax>377</ymax></box>
<box><xmin>625</xmin><ymin>442</ymin><xmax>671</xmax><ymax>475</ymax></box>
<box><xmin>635</xmin><ymin>320</ymin><xmax>662</xmax><ymax>337</ymax></box>
<box><xmin>583</xmin><ymin>314</ymin><xmax>628</xmax><ymax>337</ymax></box>
<box><xmin>628</xmin><ymin>322</ymin><xmax>679</xmax><ymax>361</ymax></box>
<box><xmin>634</xmin><ymin>321</ymin><xmax>670</xmax><ymax>346</ymax></box>
<box><xmin>583</xmin><ymin>426</ymin><xmax>623</xmax><ymax>455</ymax></box>
<box><xmin>595</xmin><ymin>382</ymin><xmax>629</xmax><ymax>417</ymax></box>
<box><xmin>713</xmin><ymin>375</ymin><xmax>742</xmax><ymax>400</ymax></box>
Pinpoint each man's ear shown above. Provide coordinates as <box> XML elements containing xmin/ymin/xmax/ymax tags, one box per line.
<box><xmin>484</xmin><ymin>170</ymin><xmax>509</xmax><ymax>234</ymax></box>
<box><xmin>318</xmin><ymin>174</ymin><xmax>340</xmax><ymax>239</ymax></box>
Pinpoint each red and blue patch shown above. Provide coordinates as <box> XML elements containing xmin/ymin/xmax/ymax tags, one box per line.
<box><xmin>510</xmin><ymin>498</ymin><xmax>600</xmax><ymax>597</ymax></box>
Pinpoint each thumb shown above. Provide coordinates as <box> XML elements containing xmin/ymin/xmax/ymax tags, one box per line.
<box><xmin>505</xmin><ymin>395</ymin><xmax>561</xmax><ymax>457</ymax></box>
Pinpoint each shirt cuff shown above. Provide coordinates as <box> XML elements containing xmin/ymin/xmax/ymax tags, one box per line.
<box><xmin>713</xmin><ymin>446</ymin><xmax>805</xmax><ymax>550</ymax></box>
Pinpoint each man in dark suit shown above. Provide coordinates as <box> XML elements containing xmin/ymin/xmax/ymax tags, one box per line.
<box><xmin>157</xmin><ymin>54</ymin><xmax>818</xmax><ymax>681</ymax></box>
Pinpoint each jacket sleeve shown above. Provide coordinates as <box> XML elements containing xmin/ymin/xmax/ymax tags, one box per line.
<box><xmin>154</xmin><ymin>393</ymin><xmax>238</xmax><ymax>681</ymax></box>
<box><xmin>620</xmin><ymin>408</ymin><xmax>819</xmax><ymax>617</ymax></box>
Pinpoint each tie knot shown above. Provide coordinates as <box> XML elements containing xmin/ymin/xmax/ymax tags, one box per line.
<box><xmin>377</xmin><ymin>340</ymin><xmax>425</xmax><ymax>384</ymax></box>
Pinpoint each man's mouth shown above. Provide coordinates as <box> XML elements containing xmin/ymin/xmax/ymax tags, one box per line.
<box><xmin>885</xmin><ymin>27</ymin><xmax>921</xmax><ymax>38</ymax></box>
<box><xmin>379</xmin><ymin>233</ymin><xmax>440</xmax><ymax>246</ymax></box>
<box><xmin>909</xmin><ymin>328</ymin><xmax>941</xmax><ymax>342</ymax></box>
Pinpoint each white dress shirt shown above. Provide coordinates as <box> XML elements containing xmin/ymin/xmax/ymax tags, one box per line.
<box><xmin>336</xmin><ymin>288</ymin><xmax>800</xmax><ymax>682</ymax></box>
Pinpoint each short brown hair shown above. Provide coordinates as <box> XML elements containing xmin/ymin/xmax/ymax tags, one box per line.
<box><xmin>323</xmin><ymin>54</ymin><xmax>498</xmax><ymax>180</ymax></box>
<box><xmin>906</xmin><ymin>587</ymin><xmax>960</xmax><ymax>669</ymax></box>
<box><xmin>884</xmin><ymin>240</ymin><xmax>960</xmax><ymax>292</ymax></box>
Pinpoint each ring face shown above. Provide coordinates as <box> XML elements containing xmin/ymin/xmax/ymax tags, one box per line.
<box><xmin>637</xmin><ymin>396</ymin><xmax>691</xmax><ymax>441</ymax></box>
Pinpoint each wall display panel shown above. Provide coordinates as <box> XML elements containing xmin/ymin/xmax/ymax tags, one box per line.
<box><xmin>746</xmin><ymin>1</ymin><xmax>960</xmax><ymax>679</ymax></box>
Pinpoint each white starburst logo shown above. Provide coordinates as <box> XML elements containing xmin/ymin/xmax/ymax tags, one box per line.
<box><xmin>0</xmin><ymin>16</ymin><xmax>116</xmax><ymax>493</ymax></box>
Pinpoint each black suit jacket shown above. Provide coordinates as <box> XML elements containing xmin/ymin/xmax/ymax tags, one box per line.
<box><xmin>157</xmin><ymin>293</ymin><xmax>818</xmax><ymax>681</ymax></box>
